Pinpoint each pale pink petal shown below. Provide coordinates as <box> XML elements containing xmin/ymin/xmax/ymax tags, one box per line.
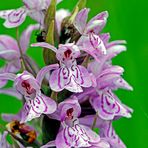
<box><xmin>55</xmin><ymin>124</ymin><xmax>100</xmax><ymax>148</ymax></box>
<box><xmin>0</xmin><ymin>35</ymin><xmax>19</xmax><ymax>60</ymax></box>
<box><xmin>74</xmin><ymin>8</ymin><xmax>90</xmax><ymax>34</ymax></box>
<box><xmin>23</xmin><ymin>0</ymin><xmax>42</xmax><ymax>9</ymax></box>
<box><xmin>49</xmin><ymin>68</ymin><xmax>66</xmax><ymax>92</ymax></box>
<box><xmin>0</xmin><ymin>7</ymin><xmax>27</xmax><ymax>28</ymax></box>
<box><xmin>31</xmin><ymin>42</ymin><xmax>58</xmax><ymax>52</ymax></box>
<box><xmin>90</xmin><ymin>91</ymin><xmax>132</xmax><ymax>120</ymax></box>
<box><xmin>0</xmin><ymin>73</ymin><xmax>16</xmax><ymax>81</ymax></box>
<box><xmin>1</xmin><ymin>113</ymin><xmax>21</xmax><ymax>122</ymax></box>
<box><xmin>114</xmin><ymin>77</ymin><xmax>133</xmax><ymax>91</ymax></box>
<box><xmin>87</xmin><ymin>11</ymin><xmax>109</xmax><ymax>34</ymax></box>
<box><xmin>28</xmin><ymin>11</ymin><xmax>45</xmax><ymax>25</ymax></box>
<box><xmin>77</xmin><ymin>65</ymin><xmax>92</xmax><ymax>87</ymax></box>
<box><xmin>106</xmin><ymin>45</ymin><xmax>127</xmax><ymax>60</ymax></box>
<box><xmin>107</xmin><ymin>40</ymin><xmax>126</xmax><ymax>49</ymax></box>
<box><xmin>55</xmin><ymin>130</ymin><xmax>70</xmax><ymax>148</ymax></box>
<box><xmin>0</xmin><ymin>88</ymin><xmax>23</xmax><ymax>100</ymax></box>
<box><xmin>100</xmin><ymin>33</ymin><xmax>111</xmax><ymax>45</ymax></box>
<box><xmin>20</xmin><ymin>24</ymin><xmax>40</xmax><ymax>53</ymax></box>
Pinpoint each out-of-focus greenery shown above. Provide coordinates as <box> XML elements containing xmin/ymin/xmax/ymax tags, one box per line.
<box><xmin>0</xmin><ymin>0</ymin><xmax>148</xmax><ymax>147</ymax></box>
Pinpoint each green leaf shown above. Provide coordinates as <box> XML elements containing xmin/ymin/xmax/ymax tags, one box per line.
<box><xmin>43</xmin><ymin>20</ymin><xmax>57</xmax><ymax>65</ymax></box>
<box><xmin>44</xmin><ymin>0</ymin><xmax>56</xmax><ymax>31</ymax></box>
<box><xmin>43</xmin><ymin>0</ymin><xmax>57</xmax><ymax>65</ymax></box>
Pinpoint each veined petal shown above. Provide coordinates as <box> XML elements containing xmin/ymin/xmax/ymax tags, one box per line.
<box><xmin>90</xmin><ymin>91</ymin><xmax>132</xmax><ymax>120</ymax></box>
<box><xmin>56</xmin><ymin>123</ymin><xmax>100</xmax><ymax>148</ymax></box>
<box><xmin>0</xmin><ymin>7</ymin><xmax>27</xmax><ymax>28</ymax></box>
<box><xmin>31</xmin><ymin>42</ymin><xmax>58</xmax><ymax>53</ymax></box>
<box><xmin>74</xmin><ymin>8</ymin><xmax>90</xmax><ymax>34</ymax></box>
<box><xmin>21</xmin><ymin>93</ymin><xmax>57</xmax><ymax>123</ymax></box>
<box><xmin>49</xmin><ymin>68</ymin><xmax>70</xmax><ymax>92</ymax></box>
<box><xmin>100</xmin><ymin>33</ymin><xmax>111</xmax><ymax>45</ymax></box>
<box><xmin>50</xmin><ymin>65</ymin><xmax>92</xmax><ymax>93</ymax></box>
<box><xmin>86</xmin><ymin>11</ymin><xmax>109</xmax><ymax>34</ymax></box>
<box><xmin>20</xmin><ymin>24</ymin><xmax>40</xmax><ymax>53</ymax></box>
<box><xmin>77</xmin><ymin>65</ymin><xmax>92</xmax><ymax>87</ymax></box>
<box><xmin>98</xmin><ymin>66</ymin><xmax>124</xmax><ymax>78</ymax></box>
<box><xmin>77</xmin><ymin>33</ymin><xmax>107</xmax><ymax>59</ymax></box>
<box><xmin>96</xmin><ymin>66</ymin><xmax>125</xmax><ymax>90</ymax></box>
<box><xmin>36</xmin><ymin>64</ymin><xmax>59</xmax><ymax>86</ymax></box>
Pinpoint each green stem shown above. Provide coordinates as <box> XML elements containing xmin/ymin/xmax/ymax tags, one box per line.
<box><xmin>16</xmin><ymin>27</ymin><xmax>26</xmax><ymax>71</ymax></box>
<box><xmin>51</xmin><ymin>91</ymin><xmax>58</xmax><ymax>102</ymax></box>
<box><xmin>91</xmin><ymin>112</ymin><xmax>98</xmax><ymax>130</ymax></box>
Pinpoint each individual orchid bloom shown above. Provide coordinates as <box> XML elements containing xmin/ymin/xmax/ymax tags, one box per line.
<box><xmin>14</xmin><ymin>71</ymin><xmax>41</xmax><ymax>99</ymax></box>
<box><xmin>75</xmin><ymin>9</ymin><xmax>108</xmax><ymax>62</ymax></box>
<box><xmin>0</xmin><ymin>0</ymin><xmax>62</xmax><ymax>28</ymax></box>
<box><xmin>0</xmin><ymin>24</ymin><xmax>39</xmax><ymax>88</ymax></box>
<box><xmin>79</xmin><ymin>115</ymin><xmax>126</xmax><ymax>148</ymax></box>
<box><xmin>32</xmin><ymin>42</ymin><xmax>93</xmax><ymax>93</ymax></box>
<box><xmin>0</xmin><ymin>64</ymin><xmax>59</xmax><ymax>122</ymax></box>
<box><xmin>76</xmin><ymin>62</ymin><xmax>133</xmax><ymax>120</ymax></box>
<box><xmin>0</xmin><ymin>131</ymin><xmax>10</xmax><ymax>148</ymax></box>
<box><xmin>42</xmin><ymin>98</ymin><xmax>110</xmax><ymax>148</ymax></box>
<box><xmin>88</xmin><ymin>62</ymin><xmax>133</xmax><ymax>91</ymax></box>
<box><xmin>89</xmin><ymin>90</ymin><xmax>132</xmax><ymax>120</ymax></box>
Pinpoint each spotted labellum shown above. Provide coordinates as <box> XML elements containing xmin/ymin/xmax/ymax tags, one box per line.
<box><xmin>0</xmin><ymin>0</ymin><xmax>133</xmax><ymax>147</ymax></box>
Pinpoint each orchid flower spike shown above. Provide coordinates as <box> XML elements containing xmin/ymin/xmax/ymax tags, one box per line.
<box><xmin>0</xmin><ymin>64</ymin><xmax>59</xmax><ymax>123</ymax></box>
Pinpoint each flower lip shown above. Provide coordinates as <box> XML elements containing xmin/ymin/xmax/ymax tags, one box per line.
<box><xmin>64</xmin><ymin>49</ymin><xmax>72</xmax><ymax>59</ymax></box>
<box><xmin>21</xmin><ymin>80</ymin><xmax>36</xmax><ymax>95</ymax></box>
<box><xmin>66</xmin><ymin>108</ymin><xmax>74</xmax><ymax>120</ymax></box>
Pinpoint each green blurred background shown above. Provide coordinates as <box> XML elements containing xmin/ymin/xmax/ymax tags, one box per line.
<box><xmin>0</xmin><ymin>0</ymin><xmax>148</xmax><ymax>147</ymax></box>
